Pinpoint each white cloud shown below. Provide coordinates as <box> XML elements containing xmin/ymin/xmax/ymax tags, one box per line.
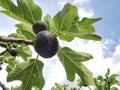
<box><xmin>73</xmin><ymin>0</ymin><xmax>90</xmax><ymax>5</ymax></box>
<box><xmin>0</xmin><ymin>27</ymin><xmax>16</xmax><ymax>36</ymax></box>
<box><xmin>43</xmin><ymin>38</ymin><xmax>120</xmax><ymax>89</ymax></box>
<box><xmin>43</xmin><ymin>60</ymin><xmax>66</xmax><ymax>90</ymax></box>
<box><xmin>78</xmin><ymin>8</ymin><xmax>94</xmax><ymax>18</ymax></box>
<box><xmin>73</xmin><ymin>0</ymin><xmax>94</xmax><ymax>18</ymax></box>
<box><xmin>112</xmin><ymin>44</ymin><xmax>120</xmax><ymax>64</ymax></box>
<box><xmin>57</xmin><ymin>0</ymin><xmax>67</xmax><ymax>9</ymax></box>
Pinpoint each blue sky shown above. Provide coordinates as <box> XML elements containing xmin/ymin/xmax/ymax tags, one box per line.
<box><xmin>0</xmin><ymin>0</ymin><xmax>120</xmax><ymax>90</ymax></box>
<box><xmin>91</xmin><ymin>0</ymin><xmax>120</xmax><ymax>53</ymax></box>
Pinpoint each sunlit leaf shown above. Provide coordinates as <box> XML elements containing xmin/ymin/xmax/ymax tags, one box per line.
<box><xmin>78</xmin><ymin>17</ymin><xmax>102</xmax><ymax>28</ymax></box>
<box><xmin>15</xmin><ymin>23</ymin><xmax>35</xmax><ymax>40</ymax></box>
<box><xmin>54</xmin><ymin>3</ymin><xmax>78</xmax><ymax>41</ymax></box>
<box><xmin>57</xmin><ymin>47</ymin><xmax>95</xmax><ymax>86</ymax></box>
<box><xmin>0</xmin><ymin>0</ymin><xmax>42</xmax><ymax>24</ymax></box>
<box><xmin>54</xmin><ymin>3</ymin><xmax>102</xmax><ymax>41</ymax></box>
<box><xmin>7</xmin><ymin>59</ymin><xmax>45</xmax><ymax>90</ymax></box>
<box><xmin>6</xmin><ymin>56</ymin><xmax>20</xmax><ymax>73</ymax></box>
<box><xmin>44</xmin><ymin>14</ymin><xmax>57</xmax><ymax>33</ymax></box>
<box><xmin>11</xmin><ymin>85</ymin><xmax>22</xmax><ymax>90</ymax></box>
<box><xmin>105</xmin><ymin>68</ymin><xmax>110</xmax><ymax>77</ymax></box>
<box><xmin>8</xmin><ymin>33</ymin><xmax>26</xmax><ymax>39</ymax></box>
<box><xmin>79</xmin><ymin>34</ymin><xmax>102</xmax><ymax>41</ymax></box>
<box><xmin>110</xmin><ymin>87</ymin><xmax>119</xmax><ymax>90</ymax></box>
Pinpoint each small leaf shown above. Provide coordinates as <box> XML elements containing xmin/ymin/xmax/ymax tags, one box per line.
<box><xmin>7</xmin><ymin>59</ymin><xmax>45</xmax><ymax>90</ymax></box>
<box><xmin>105</xmin><ymin>68</ymin><xmax>110</xmax><ymax>77</ymax></box>
<box><xmin>17</xmin><ymin>44</ymin><xmax>32</xmax><ymax>60</ymax></box>
<box><xmin>96</xmin><ymin>85</ymin><xmax>104</xmax><ymax>90</ymax></box>
<box><xmin>15</xmin><ymin>23</ymin><xmax>35</xmax><ymax>40</ymax></box>
<box><xmin>44</xmin><ymin>14</ymin><xmax>57</xmax><ymax>33</ymax></box>
<box><xmin>57</xmin><ymin>47</ymin><xmax>95</xmax><ymax>86</ymax></box>
<box><xmin>0</xmin><ymin>0</ymin><xmax>42</xmax><ymax>24</ymax></box>
<box><xmin>11</xmin><ymin>85</ymin><xmax>22</xmax><ymax>90</ymax></box>
<box><xmin>0</xmin><ymin>42</ymin><xmax>7</xmax><ymax>48</ymax></box>
<box><xmin>53</xmin><ymin>11</ymin><xmax>61</xmax><ymax>30</ymax></box>
<box><xmin>6</xmin><ymin>56</ymin><xmax>20</xmax><ymax>73</ymax></box>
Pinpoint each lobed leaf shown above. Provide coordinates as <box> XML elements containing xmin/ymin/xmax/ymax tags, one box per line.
<box><xmin>54</xmin><ymin>3</ymin><xmax>78</xmax><ymax>41</ymax></box>
<box><xmin>57</xmin><ymin>47</ymin><xmax>95</xmax><ymax>86</ymax></box>
<box><xmin>53</xmin><ymin>3</ymin><xmax>102</xmax><ymax>41</ymax></box>
<box><xmin>0</xmin><ymin>0</ymin><xmax>42</xmax><ymax>24</ymax></box>
<box><xmin>7</xmin><ymin>59</ymin><xmax>45</xmax><ymax>90</ymax></box>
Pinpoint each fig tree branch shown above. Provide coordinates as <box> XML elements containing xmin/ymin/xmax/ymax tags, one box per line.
<box><xmin>0</xmin><ymin>36</ymin><xmax>34</xmax><ymax>45</ymax></box>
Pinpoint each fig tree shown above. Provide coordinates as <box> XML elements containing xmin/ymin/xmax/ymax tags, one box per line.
<box><xmin>34</xmin><ymin>31</ymin><xmax>59</xmax><ymax>58</ymax></box>
<box><xmin>32</xmin><ymin>21</ymin><xmax>47</xmax><ymax>34</ymax></box>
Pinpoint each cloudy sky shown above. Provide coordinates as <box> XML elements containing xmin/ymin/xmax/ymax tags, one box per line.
<box><xmin>0</xmin><ymin>0</ymin><xmax>120</xmax><ymax>90</ymax></box>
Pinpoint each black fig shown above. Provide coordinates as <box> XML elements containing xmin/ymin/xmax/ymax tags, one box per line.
<box><xmin>0</xmin><ymin>66</ymin><xmax>2</xmax><ymax>70</ymax></box>
<box><xmin>32</xmin><ymin>21</ymin><xmax>47</xmax><ymax>34</ymax></box>
<box><xmin>34</xmin><ymin>31</ymin><xmax>59</xmax><ymax>58</ymax></box>
<box><xmin>9</xmin><ymin>49</ymin><xmax>18</xmax><ymax>56</ymax></box>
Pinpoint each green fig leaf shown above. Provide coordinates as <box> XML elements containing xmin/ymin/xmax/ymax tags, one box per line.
<box><xmin>6</xmin><ymin>56</ymin><xmax>20</xmax><ymax>73</ymax></box>
<box><xmin>17</xmin><ymin>44</ymin><xmax>32</xmax><ymax>61</ymax></box>
<box><xmin>56</xmin><ymin>3</ymin><xmax>78</xmax><ymax>41</ymax></box>
<box><xmin>7</xmin><ymin>59</ymin><xmax>45</xmax><ymax>90</ymax></box>
<box><xmin>8</xmin><ymin>33</ymin><xmax>26</xmax><ymax>39</ymax></box>
<box><xmin>57</xmin><ymin>47</ymin><xmax>95</xmax><ymax>86</ymax></box>
<box><xmin>15</xmin><ymin>23</ymin><xmax>35</xmax><ymax>40</ymax></box>
<box><xmin>0</xmin><ymin>0</ymin><xmax>42</xmax><ymax>24</ymax></box>
<box><xmin>78</xmin><ymin>17</ymin><xmax>102</xmax><ymax>28</ymax></box>
<box><xmin>44</xmin><ymin>14</ymin><xmax>57</xmax><ymax>33</ymax></box>
<box><xmin>53</xmin><ymin>3</ymin><xmax>102</xmax><ymax>41</ymax></box>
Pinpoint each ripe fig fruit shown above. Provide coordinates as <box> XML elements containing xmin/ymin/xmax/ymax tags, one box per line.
<box><xmin>34</xmin><ymin>31</ymin><xmax>59</xmax><ymax>58</ymax></box>
<box><xmin>9</xmin><ymin>49</ymin><xmax>18</xmax><ymax>56</ymax></box>
<box><xmin>32</xmin><ymin>21</ymin><xmax>47</xmax><ymax>34</ymax></box>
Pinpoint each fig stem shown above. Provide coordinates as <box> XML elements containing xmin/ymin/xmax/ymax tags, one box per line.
<box><xmin>0</xmin><ymin>35</ymin><xmax>34</xmax><ymax>45</ymax></box>
<box><xmin>35</xmin><ymin>54</ymin><xmax>39</xmax><ymax>60</ymax></box>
